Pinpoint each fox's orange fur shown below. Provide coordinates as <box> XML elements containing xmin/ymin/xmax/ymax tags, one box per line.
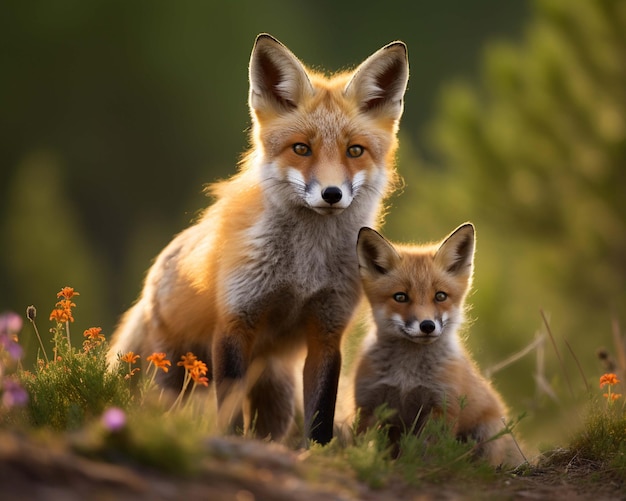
<box><xmin>107</xmin><ymin>34</ymin><xmax>409</xmax><ymax>445</ymax></box>
<box><xmin>354</xmin><ymin>224</ymin><xmax>524</xmax><ymax>466</ymax></box>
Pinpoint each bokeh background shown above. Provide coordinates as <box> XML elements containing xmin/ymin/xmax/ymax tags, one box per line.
<box><xmin>2</xmin><ymin>0</ymin><xmax>624</xmax><ymax>446</ymax></box>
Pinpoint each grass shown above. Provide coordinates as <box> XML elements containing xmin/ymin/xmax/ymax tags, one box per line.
<box><xmin>567</xmin><ymin>387</ymin><xmax>626</xmax><ymax>471</ymax></box>
<box><xmin>1</xmin><ymin>287</ymin><xmax>217</xmax><ymax>475</ymax></box>
<box><xmin>0</xmin><ymin>286</ymin><xmax>625</xmax><ymax>494</ymax></box>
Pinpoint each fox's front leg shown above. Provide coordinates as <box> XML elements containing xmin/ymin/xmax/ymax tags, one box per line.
<box><xmin>212</xmin><ymin>325</ymin><xmax>252</xmax><ymax>434</ymax></box>
<box><xmin>303</xmin><ymin>319</ymin><xmax>343</xmax><ymax>445</ymax></box>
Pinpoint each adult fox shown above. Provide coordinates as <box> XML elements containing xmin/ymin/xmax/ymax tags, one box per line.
<box><xmin>108</xmin><ymin>33</ymin><xmax>409</xmax><ymax>445</ymax></box>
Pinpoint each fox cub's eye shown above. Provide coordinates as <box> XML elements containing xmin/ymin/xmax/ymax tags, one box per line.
<box><xmin>435</xmin><ymin>291</ymin><xmax>447</xmax><ymax>302</ymax></box>
<box><xmin>347</xmin><ymin>145</ymin><xmax>364</xmax><ymax>158</ymax></box>
<box><xmin>293</xmin><ymin>143</ymin><xmax>312</xmax><ymax>156</ymax></box>
<box><xmin>393</xmin><ymin>292</ymin><xmax>409</xmax><ymax>303</ymax></box>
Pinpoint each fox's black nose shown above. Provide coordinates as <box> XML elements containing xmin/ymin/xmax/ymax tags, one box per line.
<box><xmin>321</xmin><ymin>186</ymin><xmax>342</xmax><ymax>205</ymax></box>
<box><xmin>420</xmin><ymin>320</ymin><xmax>436</xmax><ymax>334</ymax></box>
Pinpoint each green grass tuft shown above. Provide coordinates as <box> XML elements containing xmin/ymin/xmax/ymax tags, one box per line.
<box><xmin>569</xmin><ymin>396</ymin><xmax>626</xmax><ymax>474</ymax></box>
<box><xmin>18</xmin><ymin>342</ymin><xmax>131</xmax><ymax>430</ymax></box>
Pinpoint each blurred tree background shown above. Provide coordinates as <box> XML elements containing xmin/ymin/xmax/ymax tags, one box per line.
<box><xmin>1</xmin><ymin>0</ymin><xmax>624</xmax><ymax>445</ymax></box>
<box><xmin>389</xmin><ymin>0</ymin><xmax>625</xmax><ymax>444</ymax></box>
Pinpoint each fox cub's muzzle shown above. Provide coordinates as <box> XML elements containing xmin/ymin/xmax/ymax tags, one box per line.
<box><xmin>399</xmin><ymin>317</ymin><xmax>442</xmax><ymax>344</ymax></box>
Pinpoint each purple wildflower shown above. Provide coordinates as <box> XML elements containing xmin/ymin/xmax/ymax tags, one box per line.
<box><xmin>101</xmin><ymin>407</ymin><xmax>127</xmax><ymax>432</ymax></box>
<box><xmin>0</xmin><ymin>336</ymin><xmax>23</xmax><ymax>360</ymax></box>
<box><xmin>0</xmin><ymin>312</ymin><xmax>22</xmax><ymax>334</ymax></box>
<box><xmin>2</xmin><ymin>378</ymin><xmax>28</xmax><ymax>408</ymax></box>
<box><xmin>0</xmin><ymin>311</ymin><xmax>24</xmax><ymax>360</ymax></box>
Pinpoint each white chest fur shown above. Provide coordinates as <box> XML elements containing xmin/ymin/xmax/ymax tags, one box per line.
<box><xmin>224</xmin><ymin>202</ymin><xmax>370</xmax><ymax>321</ymax></box>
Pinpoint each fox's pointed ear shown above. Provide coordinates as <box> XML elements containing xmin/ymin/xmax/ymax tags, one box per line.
<box><xmin>344</xmin><ymin>41</ymin><xmax>409</xmax><ymax>120</ymax></box>
<box><xmin>248</xmin><ymin>33</ymin><xmax>313</xmax><ymax>114</ymax></box>
<box><xmin>357</xmin><ymin>227</ymin><xmax>401</xmax><ymax>277</ymax></box>
<box><xmin>434</xmin><ymin>223</ymin><xmax>475</xmax><ymax>276</ymax></box>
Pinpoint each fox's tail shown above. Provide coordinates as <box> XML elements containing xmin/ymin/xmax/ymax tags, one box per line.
<box><xmin>106</xmin><ymin>299</ymin><xmax>146</xmax><ymax>369</ymax></box>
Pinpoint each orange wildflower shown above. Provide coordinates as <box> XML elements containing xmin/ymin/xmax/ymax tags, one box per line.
<box><xmin>177</xmin><ymin>352</ymin><xmax>198</xmax><ymax>371</ymax></box>
<box><xmin>50</xmin><ymin>298</ymin><xmax>76</xmax><ymax>323</ymax></box>
<box><xmin>55</xmin><ymin>299</ymin><xmax>76</xmax><ymax>310</ymax></box>
<box><xmin>121</xmin><ymin>352</ymin><xmax>140</xmax><ymax>364</ymax></box>
<box><xmin>191</xmin><ymin>374</ymin><xmax>209</xmax><ymax>387</ymax></box>
<box><xmin>83</xmin><ymin>327</ymin><xmax>105</xmax><ymax>352</ymax></box>
<box><xmin>83</xmin><ymin>327</ymin><xmax>104</xmax><ymax>341</ymax></box>
<box><xmin>57</xmin><ymin>287</ymin><xmax>80</xmax><ymax>300</ymax></box>
<box><xmin>124</xmin><ymin>369</ymin><xmax>140</xmax><ymax>379</ymax></box>
<box><xmin>599</xmin><ymin>373</ymin><xmax>620</xmax><ymax>388</ymax></box>
<box><xmin>190</xmin><ymin>360</ymin><xmax>208</xmax><ymax>376</ymax></box>
<box><xmin>189</xmin><ymin>359</ymin><xmax>209</xmax><ymax>386</ymax></box>
<box><xmin>147</xmin><ymin>352</ymin><xmax>171</xmax><ymax>373</ymax></box>
<box><xmin>49</xmin><ymin>308</ymin><xmax>70</xmax><ymax>323</ymax></box>
<box><xmin>603</xmin><ymin>392</ymin><xmax>622</xmax><ymax>401</ymax></box>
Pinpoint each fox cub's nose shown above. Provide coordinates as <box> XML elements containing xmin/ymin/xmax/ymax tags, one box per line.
<box><xmin>321</xmin><ymin>186</ymin><xmax>342</xmax><ymax>205</ymax></box>
<box><xmin>420</xmin><ymin>320</ymin><xmax>436</xmax><ymax>334</ymax></box>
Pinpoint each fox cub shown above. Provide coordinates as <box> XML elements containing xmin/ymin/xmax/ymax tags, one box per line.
<box><xmin>107</xmin><ymin>34</ymin><xmax>409</xmax><ymax>445</ymax></box>
<box><xmin>354</xmin><ymin>223</ymin><xmax>523</xmax><ymax>466</ymax></box>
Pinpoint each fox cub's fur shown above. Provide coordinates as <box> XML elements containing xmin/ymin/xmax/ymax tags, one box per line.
<box><xmin>354</xmin><ymin>224</ymin><xmax>523</xmax><ymax>466</ymax></box>
<box><xmin>107</xmin><ymin>34</ymin><xmax>409</xmax><ymax>445</ymax></box>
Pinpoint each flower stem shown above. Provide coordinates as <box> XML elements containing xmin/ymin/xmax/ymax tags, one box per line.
<box><xmin>65</xmin><ymin>320</ymin><xmax>71</xmax><ymax>350</ymax></box>
<box><xmin>168</xmin><ymin>370</ymin><xmax>191</xmax><ymax>413</ymax></box>
<box><xmin>28</xmin><ymin>317</ymin><xmax>49</xmax><ymax>364</ymax></box>
<box><xmin>184</xmin><ymin>381</ymin><xmax>199</xmax><ymax>412</ymax></box>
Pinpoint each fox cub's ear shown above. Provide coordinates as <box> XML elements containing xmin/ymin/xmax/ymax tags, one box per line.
<box><xmin>435</xmin><ymin>223</ymin><xmax>475</xmax><ymax>276</ymax></box>
<box><xmin>345</xmin><ymin>41</ymin><xmax>409</xmax><ymax>120</ymax></box>
<box><xmin>357</xmin><ymin>227</ymin><xmax>401</xmax><ymax>277</ymax></box>
<box><xmin>248</xmin><ymin>33</ymin><xmax>313</xmax><ymax>114</ymax></box>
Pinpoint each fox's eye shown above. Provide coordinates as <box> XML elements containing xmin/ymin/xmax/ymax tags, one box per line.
<box><xmin>393</xmin><ymin>292</ymin><xmax>409</xmax><ymax>303</ymax></box>
<box><xmin>347</xmin><ymin>145</ymin><xmax>364</xmax><ymax>158</ymax></box>
<box><xmin>435</xmin><ymin>291</ymin><xmax>447</xmax><ymax>302</ymax></box>
<box><xmin>293</xmin><ymin>143</ymin><xmax>312</xmax><ymax>156</ymax></box>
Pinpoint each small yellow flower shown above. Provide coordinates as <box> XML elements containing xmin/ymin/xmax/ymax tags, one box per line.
<box><xmin>147</xmin><ymin>352</ymin><xmax>171</xmax><ymax>373</ymax></box>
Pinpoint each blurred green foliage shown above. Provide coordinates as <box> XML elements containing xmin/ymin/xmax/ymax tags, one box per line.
<box><xmin>387</xmin><ymin>0</ymin><xmax>626</xmax><ymax>444</ymax></box>
<box><xmin>3</xmin><ymin>0</ymin><xmax>624</xmax><ymax>446</ymax></box>
<box><xmin>0</xmin><ymin>0</ymin><xmax>526</xmax><ymax>336</ymax></box>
